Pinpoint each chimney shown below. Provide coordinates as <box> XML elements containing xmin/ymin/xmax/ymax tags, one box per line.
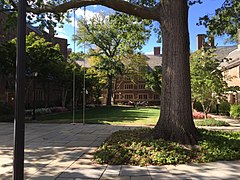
<box><xmin>196</xmin><ymin>34</ymin><xmax>205</xmax><ymax>50</ymax></box>
<box><xmin>154</xmin><ymin>47</ymin><xmax>161</xmax><ymax>55</ymax></box>
<box><xmin>238</xmin><ymin>29</ymin><xmax>240</xmax><ymax>49</ymax></box>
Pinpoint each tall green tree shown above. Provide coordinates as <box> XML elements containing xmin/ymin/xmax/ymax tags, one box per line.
<box><xmin>0</xmin><ymin>33</ymin><xmax>66</xmax><ymax>107</ymax></box>
<box><xmin>199</xmin><ymin>0</ymin><xmax>240</xmax><ymax>42</ymax></box>
<box><xmin>26</xmin><ymin>32</ymin><xmax>65</xmax><ymax>106</ymax></box>
<box><xmin>1</xmin><ymin>0</ymin><xmax>203</xmax><ymax>144</ymax></box>
<box><xmin>191</xmin><ymin>48</ymin><xmax>227</xmax><ymax>118</ymax></box>
<box><xmin>75</xmin><ymin>13</ymin><xmax>150</xmax><ymax>106</ymax></box>
<box><xmin>0</xmin><ymin>40</ymin><xmax>16</xmax><ymax>92</ymax></box>
<box><xmin>145</xmin><ymin>66</ymin><xmax>162</xmax><ymax>94</ymax></box>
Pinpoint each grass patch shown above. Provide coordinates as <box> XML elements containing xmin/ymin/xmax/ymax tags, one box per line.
<box><xmin>94</xmin><ymin>128</ymin><xmax>240</xmax><ymax>166</ymax></box>
<box><xmin>34</xmin><ymin>106</ymin><xmax>160</xmax><ymax>125</ymax></box>
<box><xmin>194</xmin><ymin>118</ymin><xmax>230</xmax><ymax>126</ymax></box>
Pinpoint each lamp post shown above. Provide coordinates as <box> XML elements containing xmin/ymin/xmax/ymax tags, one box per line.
<box><xmin>32</xmin><ymin>72</ymin><xmax>38</xmax><ymax>120</ymax></box>
<box><xmin>13</xmin><ymin>0</ymin><xmax>26</xmax><ymax>179</ymax></box>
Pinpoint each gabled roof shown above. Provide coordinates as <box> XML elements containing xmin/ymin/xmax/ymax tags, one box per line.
<box><xmin>218</xmin><ymin>46</ymin><xmax>240</xmax><ymax>69</ymax></box>
<box><xmin>75</xmin><ymin>54</ymin><xmax>163</xmax><ymax>69</ymax></box>
<box><xmin>144</xmin><ymin>55</ymin><xmax>162</xmax><ymax>69</ymax></box>
<box><xmin>216</xmin><ymin>46</ymin><xmax>237</xmax><ymax>61</ymax></box>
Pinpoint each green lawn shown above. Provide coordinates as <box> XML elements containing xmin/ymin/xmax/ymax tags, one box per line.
<box><xmin>30</xmin><ymin>106</ymin><xmax>231</xmax><ymax>127</ymax></box>
<box><xmin>36</xmin><ymin>106</ymin><xmax>160</xmax><ymax>125</ymax></box>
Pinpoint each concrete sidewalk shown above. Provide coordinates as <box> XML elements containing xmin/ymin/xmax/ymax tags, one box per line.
<box><xmin>0</xmin><ymin>123</ymin><xmax>239</xmax><ymax>179</ymax></box>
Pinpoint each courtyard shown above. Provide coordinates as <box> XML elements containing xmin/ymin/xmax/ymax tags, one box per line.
<box><xmin>0</xmin><ymin>123</ymin><xmax>240</xmax><ymax>179</ymax></box>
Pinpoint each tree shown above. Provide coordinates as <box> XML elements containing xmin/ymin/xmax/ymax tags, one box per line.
<box><xmin>85</xmin><ymin>56</ymin><xmax>107</xmax><ymax>105</ymax></box>
<box><xmin>26</xmin><ymin>32</ymin><xmax>65</xmax><ymax>107</ymax></box>
<box><xmin>191</xmin><ymin>48</ymin><xmax>227</xmax><ymax>118</ymax></box>
<box><xmin>145</xmin><ymin>66</ymin><xmax>162</xmax><ymax>94</ymax></box>
<box><xmin>199</xmin><ymin>0</ymin><xmax>240</xmax><ymax>42</ymax></box>
<box><xmin>0</xmin><ymin>40</ymin><xmax>16</xmax><ymax>77</ymax></box>
<box><xmin>0</xmin><ymin>40</ymin><xmax>16</xmax><ymax>93</ymax></box>
<box><xmin>75</xmin><ymin>13</ymin><xmax>150</xmax><ymax>106</ymax></box>
<box><xmin>1</xmin><ymin>0</ymin><xmax>202</xmax><ymax>144</ymax></box>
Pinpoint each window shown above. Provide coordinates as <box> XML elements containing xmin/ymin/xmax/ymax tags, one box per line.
<box><xmin>139</xmin><ymin>94</ymin><xmax>148</xmax><ymax>100</ymax></box>
<box><xmin>154</xmin><ymin>94</ymin><xmax>160</xmax><ymax>100</ymax></box>
<box><xmin>124</xmin><ymin>83</ymin><xmax>134</xmax><ymax>90</ymax></box>
<box><xmin>125</xmin><ymin>94</ymin><xmax>133</xmax><ymax>100</ymax></box>
<box><xmin>36</xmin><ymin>90</ymin><xmax>44</xmax><ymax>101</ymax></box>
<box><xmin>115</xmin><ymin>94</ymin><xmax>120</xmax><ymax>99</ymax></box>
<box><xmin>138</xmin><ymin>84</ymin><xmax>145</xmax><ymax>89</ymax></box>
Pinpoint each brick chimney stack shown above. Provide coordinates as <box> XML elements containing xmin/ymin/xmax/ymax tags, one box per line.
<box><xmin>196</xmin><ymin>34</ymin><xmax>205</xmax><ymax>50</ymax></box>
<box><xmin>154</xmin><ymin>47</ymin><xmax>161</xmax><ymax>55</ymax></box>
<box><xmin>238</xmin><ymin>29</ymin><xmax>240</xmax><ymax>49</ymax></box>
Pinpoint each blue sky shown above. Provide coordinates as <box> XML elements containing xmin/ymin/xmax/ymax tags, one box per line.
<box><xmin>55</xmin><ymin>0</ymin><xmax>232</xmax><ymax>55</ymax></box>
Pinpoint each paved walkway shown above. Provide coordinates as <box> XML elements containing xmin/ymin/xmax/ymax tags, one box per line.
<box><xmin>0</xmin><ymin>123</ymin><xmax>239</xmax><ymax>180</ymax></box>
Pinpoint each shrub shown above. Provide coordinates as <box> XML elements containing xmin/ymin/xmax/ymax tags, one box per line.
<box><xmin>35</xmin><ymin>108</ymin><xmax>52</xmax><ymax>115</ymax></box>
<box><xmin>50</xmin><ymin>107</ymin><xmax>68</xmax><ymax>113</ymax></box>
<box><xmin>219</xmin><ymin>101</ymin><xmax>230</xmax><ymax>115</ymax></box>
<box><xmin>193</xmin><ymin>101</ymin><xmax>203</xmax><ymax>112</ymax></box>
<box><xmin>230</xmin><ymin>104</ymin><xmax>240</xmax><ymax>118</ymax></box>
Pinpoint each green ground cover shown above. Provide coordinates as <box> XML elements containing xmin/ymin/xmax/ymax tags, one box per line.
<box><xmin>194</xmin><ymin>118</ymin><xmax>230</xmax><ymax>126</ymax></box>
<box><xmin>36</xmin><ymin>106</ymin><xmax>160</xmax><ymax>125</ymax></box>
<box><xmin>94</xmin><ymin>128</ymin><xmax>240</xmax><ymax>166</ymax></box>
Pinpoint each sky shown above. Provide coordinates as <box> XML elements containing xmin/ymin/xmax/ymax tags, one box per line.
<box><xmin>55</xmin><ymin>0</ymin><xmax>233</xmax><ymax>55</ymax></box>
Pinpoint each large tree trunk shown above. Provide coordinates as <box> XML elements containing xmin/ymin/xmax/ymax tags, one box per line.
<box><xmin>106</xmin><ymin>75</ymin><xmax>113</xmax><ymax>106</ymax></box>
<box><xmin>154</xmin><ymin>1</ymin><xmax>198</xmax><ymax>145</ymax></box>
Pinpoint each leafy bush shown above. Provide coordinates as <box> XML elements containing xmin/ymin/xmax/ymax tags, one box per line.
<box><xmin>94</xmin><ymin>128</ymin><xmax>240</xmax><ymax>166</ymax></box>
<box><xmin>193</xmin><ymin>101</ymin><xmax>203</xmax><ymax>112</ymax></box>
<box><xmin>230</xmin><ymin>104</ymin><xmax>240</xmax><ymax>118</ymax></box>
<box><xmin>194</xmin><ymin>118</ymin><xmax>230</xmax><ymax>126</ymax></box>
<box><xmin>219</xmin><ymin>101</ymin><xmax>230</xmax><ymax>115</ymax></box>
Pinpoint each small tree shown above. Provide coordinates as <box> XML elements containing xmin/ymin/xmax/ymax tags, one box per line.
<box><xmin>191</xmin><ymin>48</ymin><xmax>227</xmax><ymax>118</ymax></box>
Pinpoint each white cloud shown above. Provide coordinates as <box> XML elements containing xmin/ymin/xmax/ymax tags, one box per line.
<box><xmin>70</xmin><ymin>8</ymin><xmax>103</xmax><ymax>28</ymax></box>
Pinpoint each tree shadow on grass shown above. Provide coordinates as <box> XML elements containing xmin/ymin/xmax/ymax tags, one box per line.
<box><xmin>36</xmin><ymin>106</ymin><xmax>160</xmax><ymax>124</ymax></box>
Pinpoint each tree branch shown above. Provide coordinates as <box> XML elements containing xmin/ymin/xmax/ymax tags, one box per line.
<box><xmin>29</xmin><ymin>0</ymin><xmax>161</xmax><ymax>21</ymax></box>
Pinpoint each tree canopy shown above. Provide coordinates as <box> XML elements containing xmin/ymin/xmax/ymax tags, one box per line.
<box><xmin>199</xmin><ymin>0</ymin><xmax>240</xmax><ymax>42</ymax></box>
<box><xmin>75</xmin><ymin>13</ymin><xmax>150</xmax><ymax>106</ymax></box>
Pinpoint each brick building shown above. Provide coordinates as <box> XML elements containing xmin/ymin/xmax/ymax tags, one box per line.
<box><xmin>77</xmin><ymin>47</ymin><xmax>162</xmax><ymax>106</ymax></box>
